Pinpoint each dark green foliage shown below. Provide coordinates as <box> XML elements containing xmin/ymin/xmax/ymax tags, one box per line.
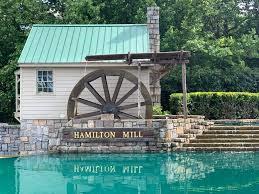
<box><xmin>152</xmin><ymin>105</ymin><xmax>170</xmax><ymax>115</ymax></box>
<box><xmin>170</xmin><ymin>92</ymin><xmax>259</xmax><ymax>119</ymax></box>
<box><xmin>159</xmin><ymin>0</ymin><xmax>259</xmax><ymax>109</ymax></box>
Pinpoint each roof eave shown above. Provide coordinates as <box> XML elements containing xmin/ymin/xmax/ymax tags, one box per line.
<box><xmin>18</xmin><ymin>61</ymin><xmax>154</xmax><ymax>67</ymax></box>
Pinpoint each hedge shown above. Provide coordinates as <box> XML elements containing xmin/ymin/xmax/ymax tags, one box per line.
<box><xmin>0</xmin><ymin>92</ymin><xmax>14</xmax><ymax>123</ymax></box>
<box><xmin>169</xmin><ymin>92</ymin><xmax>259</xmax><ymax>119</ymax></box>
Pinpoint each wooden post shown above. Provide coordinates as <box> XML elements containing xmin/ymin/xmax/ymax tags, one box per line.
<box><xmin>181</xmin><ymin>62</ymin><xmax>188</xmax><ymax>119</ymax></box>
<box><xmin>137</xmin><ymin>62</ymin><xmax>141</xmax><ymax>118</ymax></box>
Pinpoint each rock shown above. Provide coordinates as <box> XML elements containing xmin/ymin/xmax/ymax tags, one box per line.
<box><xmin>42</xmin><ymin>142</ymin><xmax>48</xmax><ymax>150</ymax></box>
<box><xmin>114</xmin><ymin>122</ymin><xmax>123</xmax><ymax>128</ymax></box>
<box><xmin>123</xmin><ymin>121</ymin><xmax>132</xmax><ymax>128</ymax></box>
<box><xmin>2</xmin><ymin>144</ymin><xmax>7</xmax><ymax>151</ymax></box>
<box><xmin>101</xmin><ymin>114</ymin><xmax>114</xmax><ymax>120</ymax></box>
<box><xmin>88</xmin><ymin>120</ymin><xmax>95</xmax><ymax>128</ymax></box>
<box><xmin>176</xmin><ymin>126</ymin><xmax>184</xmax><ymax>134</ymax></box>
<box><xmin>3</xmin><ymin>137</ymin><xmax>11</xmax><ymax>144</ymax></box>
<box><xmin>38</xmin><ymin>120</ymin><xmax>47</xmax><ymax>126</ymax></box>
<box><xmin>103</xmin><ymin>120</ymin><xmax>114</xmax><ymax>128</ymax></box>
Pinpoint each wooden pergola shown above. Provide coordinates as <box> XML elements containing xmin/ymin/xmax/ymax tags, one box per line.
<box><xmin>85</xmin><ymin>51</ymin><xmax>190</xmax><ymax>118</ymax></box>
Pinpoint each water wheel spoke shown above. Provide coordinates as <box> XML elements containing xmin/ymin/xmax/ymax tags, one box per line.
<box><xmin>72</xmin><ymin>98</ymin><xmax>102</xmax><ymax>109</ymax></box>
<box><xmin>101</xmin><ymin>74</ymin><xmax>111</xmax><ymax>102</ymax></box>
<box><xmin>115</xmin><ymin>85</ymin><xmax>138</xmax><ymax>106</ymax></box>
<box><xmin>118</xmin><ymin>111</ymin><xmax>138</xmax><ymax>119</ymax></box>
<box><xmin>74</xmin><ymin>111</ymin><xmax>101</xmax><ymax>119</ymax></box>
<box><xmin>118</xmin><ymin>102</ymin><xmax>146</xmax><ymax>111</ymax></box>
<box><xmin>114</xmin><ymin>114</ymin><xmax>120</xmax><ymax>119</ymax></box>
<box><xmin>112</xmin><ymin>73</ymin><xmax>125</xmax><ymax>103</ymax></box>
<box><xmin>85</xmin><ymin>82</ymin><xmax>106</xmax><ymax>105</ymax></box>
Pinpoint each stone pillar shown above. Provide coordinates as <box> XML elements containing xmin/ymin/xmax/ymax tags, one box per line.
<box><xmin>147</xmin><ymin>6</ymin><xmax>161</xmax><ymax>105</ymax></box>
<box><xmin>147</xmin><ymin>6</ymin><xmax>160</xmax><ymax>52</ymax></box>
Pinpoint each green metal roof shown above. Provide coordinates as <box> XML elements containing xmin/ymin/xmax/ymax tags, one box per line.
<box><xmin>18</xmin><ymin>24</ymin><xmax>150</xmax><ymax>64</ymax></box>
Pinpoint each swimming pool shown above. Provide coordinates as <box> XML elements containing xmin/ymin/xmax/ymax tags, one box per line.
<box><xmin>0</xmin><ymin>152</ymin><xmax>258</xmax><ymax>194</ymax></box>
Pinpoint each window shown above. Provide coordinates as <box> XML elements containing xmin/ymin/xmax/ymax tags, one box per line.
<box><xmin>37</xmin><ymin>70</ymin><xmax>53</xmax><ymax>93</ymax></box>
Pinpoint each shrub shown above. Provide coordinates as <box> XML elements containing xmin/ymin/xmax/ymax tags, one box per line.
<box><xmin>0</xmin><ymin>91</ymin><xmax>14</xmax><ymax>123</ymax></box>
<box><xmin>169</xmin><ymin>92</ymin><xmax>259</xmax><ymax>119</ymax></box>
<box><xmin>153</xmin><ymin>105</ymin><xmax>170</xmax><ymax>115</ymax></box>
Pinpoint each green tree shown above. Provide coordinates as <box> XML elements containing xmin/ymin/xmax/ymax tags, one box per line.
<box><xmin>157</xmin><ymin>0</ymin><xmax>259</xmax><ymax>108</ymax></box>
<box><xmin>95</xmin><ymin>0</ymin><xmax>155</xmax><ymax>23</ymax></box>
<box><xmin>0</xmin><ymin>0</ymin><xmax>58</xmax><ymax>122</ymax></box>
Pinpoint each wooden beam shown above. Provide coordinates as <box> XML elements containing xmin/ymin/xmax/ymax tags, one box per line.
<box><xmin>85</xmin><ymin>51</ymin><xmax>191</xmax><ymax>62</ymax></box>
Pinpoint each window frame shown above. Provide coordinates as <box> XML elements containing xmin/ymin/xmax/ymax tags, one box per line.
<box><xmin>36</xmin><ymin>69</ymin><xmax>55</xmax><ymax>95</ymax></box>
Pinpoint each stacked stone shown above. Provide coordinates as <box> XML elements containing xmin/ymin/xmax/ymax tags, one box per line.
<box><xmin>147</xmin><ymin>6</ymin><xmax>160</xmax><ymax>52</ymax></box>
<box><xmin>58</xmin><ymin>116</ymin><xmax>212</xmax><ymax>153</ymax></box>
<box><xmin>1</xmin><ymin>116</ymin><xmax>213</xmax><ymax>155</ymax></box>
<box><xmin>158</xmin><ymin>117</ymin><xmax>213</xmax><ymax>151</ymax></box>
<box><xmin>147</xmin><ymin>6</ymin><xmax>161</xmax><ymax>105</ymax></box>
<box><xmin>59</xmin><ymin>119</ymin><xmax>160</xmax><ymax>153</ymax></box>
<box><xmin>19</xmin><ymin>119</ymin><xmax>67</xmax><ymax>155</ymax></box>
<box><xmin>0</xmin><ymin>123</ymin><xmax>20</xmax><ymax>156</ymax></box>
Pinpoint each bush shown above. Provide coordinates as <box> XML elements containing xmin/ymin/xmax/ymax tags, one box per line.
<box><xmin>169</xmin><ymin>92</ymin><xmax>259</xmax><ymax>119</ymax></box>
<box><xmin>0</xmin><ymin>91</ymin><xmax>15</xmax><ymax>123</ymax></box>
<box><xmin>153</xmin><ymin>105</ymin><xmax>170</xmax><ymax>115</ymax></box>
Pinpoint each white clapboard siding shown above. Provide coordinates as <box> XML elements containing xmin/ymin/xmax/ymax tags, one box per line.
<box><xmin>20</xmin><ymin>66</ymin><xmax>150</xmax><ymax>120</ymax></box>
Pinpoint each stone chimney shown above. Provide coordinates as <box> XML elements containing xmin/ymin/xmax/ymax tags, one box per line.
<box><xmin>147</xmin><ymin>7</ymin><xmax>161</xmax><ymax>105</ymax></box>
<box><xmin>147</xmin><ymin>7</ymin><xmax>160</xmax><ymax>52</ymax></box>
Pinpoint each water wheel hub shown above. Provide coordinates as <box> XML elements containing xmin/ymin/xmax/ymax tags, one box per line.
<box><xmin>102</xmin><ymin>103</ymin><xmax>118</xmax><ymax>114</ymax></box>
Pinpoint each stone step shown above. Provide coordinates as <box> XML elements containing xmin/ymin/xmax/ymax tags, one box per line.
<box><xmin>58</xmin><ymin>145</ymin><xmax>158</xmax><ymax>153</ymax></box>
<box><xmin>204</xmin><ymin>130</ymin><xmax>259</xmax><ymax>134</ymax></box>
<box><xmin>183</xmin><ymin>143</ymin><xmax>259</xmax><ymax>147</ymax></box>
<box><xmin>196</xmin><ymin>134</ymin><xmax>259</xmax><ymax>139</ymax></box>
<box><xmin>178</xmin><ymin>134</ymin><xmax>189</xmax><ymax>138</ymax></box>
<box><xmin>190</xmin><ymin>138</ymin><xmax>259</xmax><ymax>143</ymax></box>
<box><xmin>177</xmin><ymin>147</ymin><xmax>259</xmax><ymax>151</ymax></box>
<box><xmin>210</xmin><ymin>126</ymin><xmax>259</xmax><ymax>130</ymax></box>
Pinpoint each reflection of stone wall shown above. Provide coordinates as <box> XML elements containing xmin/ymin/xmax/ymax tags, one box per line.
<box><xmin>0</xmin><ymin>123</ymin><xmax>20</xmax><ymax>155</ymax></box>
<box><xmin>162</xmin><ymin>154</ymin><xmax>214</xmax><ymax>183</ymax></box>
<box><xmin>0</xmin><ymin>116</ymin><xmax>213</xmax><ymax>156</ymax></box>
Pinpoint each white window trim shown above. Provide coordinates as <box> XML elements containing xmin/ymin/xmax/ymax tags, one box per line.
<box><xmin>36</xmin><ymin>69</ymin><xmax>55</xmax><ymax>95</ymax></box>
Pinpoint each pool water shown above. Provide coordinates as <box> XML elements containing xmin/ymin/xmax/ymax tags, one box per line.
<box><xmin>0</xmin><ymin>152</ymin><xmax>259</xmax><ymax>194</ymax></box>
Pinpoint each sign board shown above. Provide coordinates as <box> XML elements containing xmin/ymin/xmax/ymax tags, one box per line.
<box><xmin>63</xmin><ymin>128</ymin><xmax>155</xmax><ymax>142</ymax></box>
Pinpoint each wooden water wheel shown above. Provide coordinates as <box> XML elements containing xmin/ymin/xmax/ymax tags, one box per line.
<box><xmin>67</xmin><ymin>69</ymin><xmax>152</xmax><ymax>120</ymax></box>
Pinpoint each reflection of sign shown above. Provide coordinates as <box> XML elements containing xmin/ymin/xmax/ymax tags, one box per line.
<box><xmin>74</xmin><ymin>165</ymin><xmax>143</xmax><ymax>174</ymax></box>
<box><xmin>63</xmin><ymin>128</ymin><xmax>154</xmax><ymax>142</ymax></box>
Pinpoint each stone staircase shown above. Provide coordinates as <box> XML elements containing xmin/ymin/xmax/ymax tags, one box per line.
<box><xmin>181</xmin><ymin>126</ymin><xmax>259</xmax><ymax>151</ymax></box>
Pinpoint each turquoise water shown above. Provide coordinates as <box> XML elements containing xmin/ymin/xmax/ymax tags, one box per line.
<box><xmin>0</xmin><ymin>152</ymin><xmax>259</xmax><ymax>194</ymax></box>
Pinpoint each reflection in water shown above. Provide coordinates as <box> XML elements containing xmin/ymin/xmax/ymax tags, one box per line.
<box><xmin>0</xmin><ymin>152</ymin><xmax>259</xmax><ymax>194</ymax></box>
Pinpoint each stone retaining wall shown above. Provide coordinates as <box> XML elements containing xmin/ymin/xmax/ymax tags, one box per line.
<box><xmin>0</xmin><ymin>123</ymin><xmax>20</xmax><ymax>156</ymax></box>
<box><xmin>19</xmin><ymin>119</ymin><xmax>67</xmax><ymax>155</ymax></box>
<box><xmin>58</xmin><ymin>117</ymin><xmax>213</xmax><ymax>153</ymax></box>
<box><xmin>0</xmin><ymin>116</ymin><xmax>213</xmax><ymax>156</ymax></box>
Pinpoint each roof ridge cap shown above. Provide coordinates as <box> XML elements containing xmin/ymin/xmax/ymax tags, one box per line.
<box><xmin>32</xmin><ymin>24</ymin><xmax>147</xmax><ymax>27</ymax></box>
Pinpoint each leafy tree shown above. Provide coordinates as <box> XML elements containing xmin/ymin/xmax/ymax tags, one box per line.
<box><xmin>0</xmin><ymin>0</ymin><xmax>58</xmax><ymax>122</ymax></box>
<box><xmin>95</xmin><ymin>0</ymin><xmax>155</xmax><ymax>23</ymax></box>
<box><xmin>158</xmin><ymin>0</ymin><xmax>259</xmax><ymax>109</ymax></box>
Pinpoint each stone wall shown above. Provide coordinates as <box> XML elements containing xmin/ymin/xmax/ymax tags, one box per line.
<box><xmin>19</xmin><ymin>119</ymin><xmax>67</xmax><ymax>156</ymax></box>
<box><xmin>58</xmin><ymin>116</ymin><xmax>213</xmax><ymax>153</ymax></box>
<box><xmin>0</xmin><ymin>116</ymin><xmax>213</xmax><ymax>156</ymax></box>
<box><xmin>0</xmin><ymin>123</ymin><xmax>20</xmax><ymax>156</ymax></box>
